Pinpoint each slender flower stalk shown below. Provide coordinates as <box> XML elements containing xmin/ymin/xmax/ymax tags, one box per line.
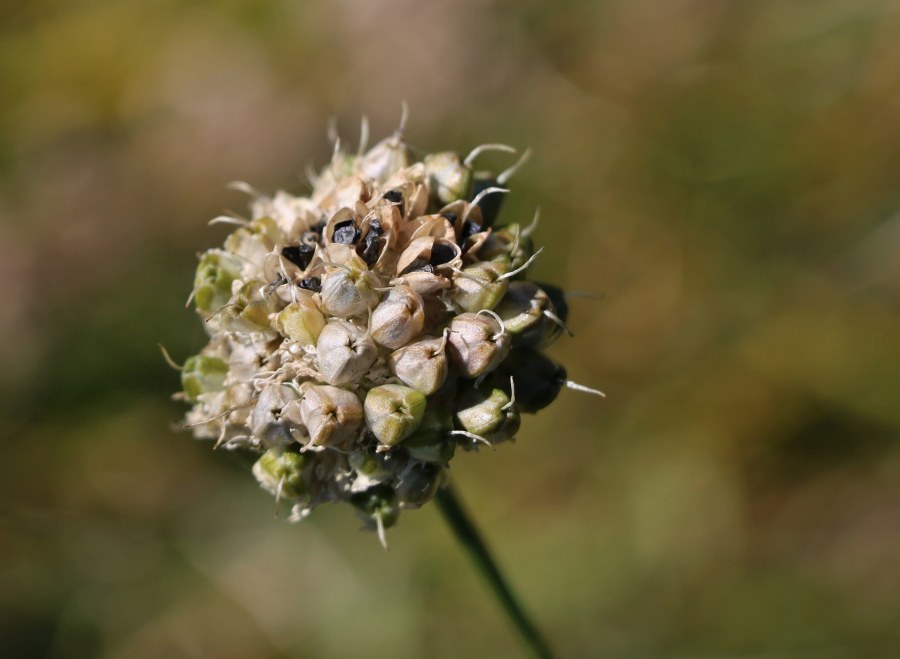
<box><xmin>436</xmin><ymin>483</ymin><xmax>555</xmax><ymax>659</ymax></box>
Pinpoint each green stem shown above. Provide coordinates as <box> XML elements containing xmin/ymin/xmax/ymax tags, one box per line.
<box><xmin>435</xmin><ymin>483</ymin><xmax>555</xmax><ymax>659</ymax></box>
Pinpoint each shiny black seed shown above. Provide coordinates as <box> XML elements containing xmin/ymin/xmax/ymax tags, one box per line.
<box><xmin>282</xmin><ymin>244</ymin><xmax>315</xmax><ymax>270</ymax></box>
<box><xmin>360</xmin><ymin>236</ymin><xmax>384</xmax><ymax>266</ymax></box>
<box><xmin>400</xmin><ymin>258</ymin><xmax>435</xmax><ymax>275</ymax></box>
<box><xmin>298</xmin><ymin>277</ymin><xmax>322</xmax><ymax>292</ymax></box>
<box><xmin>462</xmin><ymin>220</ymin><xmax>482</xmax><ymax>238</ymax></box>
<box><xmin>441</xmin><ymin>211</ymin><xmax>457</xmax><ymax>223</ymax></box>
<box><xmin>367</xmin><ymin>218</ymin><xmax>384</xmax><ymax>236</ymax></box>
<box><xmin>383</xmin><ymin>189</ymin><xmax>403</xmax><ymax>204</ymax></box>
<box><xmin>429</xmin><ymin>242</ymin><xmax>455</xmax><ymax>266</ymax></box>
<box><xmin>332</xmin><ymin>219</ymin><xmax>361</xmax><ymax>245</ymax></box>
<box><xmin>383</xmin><ymin>189</ymin><xmax>404</xmax><ymax>215</ymax></box>
<box><xmin>469</xmin><ymin>177</ymin><xmax>503</xmax><ymax>226</ymax></box>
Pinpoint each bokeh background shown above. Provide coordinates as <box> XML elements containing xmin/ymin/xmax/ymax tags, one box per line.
<box><xmin>3</xmin><ymin>0</ymin><xmax>900</xmax><ymax>657</ymax></box>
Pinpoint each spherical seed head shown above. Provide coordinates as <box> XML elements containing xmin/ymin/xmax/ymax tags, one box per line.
<box><xmin>177</xmin><ymin>116</ymin><xmax>596</xmax><ymax>539</ymax></box>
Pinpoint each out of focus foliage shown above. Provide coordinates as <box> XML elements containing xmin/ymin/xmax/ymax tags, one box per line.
<box><xmin>2</xmin><ymin>1</ymin><xmax>900</xmax><ymax>657</ymax></box>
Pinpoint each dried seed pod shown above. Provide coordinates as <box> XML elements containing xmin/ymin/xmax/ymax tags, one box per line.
<box><xmin>364</xmin><ymin>384</ymin><xmax>427</xmax><ymax>447</ymax></box>
<box><xmin>251</xmin><ymin>384</ymin><xmax>300</xmax><ymax>447</ymax></box>
<box><xmin>446</xmin><ymin>312</ymin><xmax>511</xmax><ymax>378</ymax></box>
<box><xmin>387</xmin><ymin>335</ymin><xmax>448</xmax><ymax>395</ymax></box>
<box><xmin>252</xmin><ymin>448</ymin><xmax>309</xmax><ymax>500</ymax></box>
<box><xmin>316</xmin><ymin>320</ymin><xmax>378</xmax><ymax>386</ymax></box>
<box><xmin>319</xmin><ymin>264</ymin><xmax>381</xmax><ymax>318</ymax></box>
<box><xmin>275</xmin><ymin>297</ymin><xmax>326</xmax><ymax>345</ymax></box>
<box><xmin>297</xmin><ymin>384</ymin><xmax>363</xmax><ymax>448</ymax></box>
<box><xmin>369</xmin><ymin>285</ymin><xmax>425</xmax><ymax>349</ymax></box>
<box><xmin>424</xmin><ymin>151</ymin><xmax>472</xmax><ymax>206</ymax></box>
<box><xmin>455</xmin><ymin>385</ymin><xmax>520</xmax><ymax>444</ymax></box>
<box><xmin>358</xmin><ymin>135</ymin><xmax>413</xmax><ymax>184</ymax></box>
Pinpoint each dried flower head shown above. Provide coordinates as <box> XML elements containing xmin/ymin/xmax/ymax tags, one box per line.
<box><xmin>175</xmin><ymin>111</ymin><xmax>602</xmax><ymax>544</ymax></box>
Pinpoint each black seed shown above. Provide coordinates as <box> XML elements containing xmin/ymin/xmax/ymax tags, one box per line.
<box><xmin>469</xmin><ymin>177</ymin><xmax>503</xmax><ymax>226</ymax></box>
<box><xmin>498</xmin><ymin>349</ymin><xmax>566</xmax><ymax>413</ymax></box>
<box><xmin>299</xmin><ymin>277</ymin><xmax>322</xmax><ymax>292</ymax></box>
<box><xmin>269</xmin><ymin>275</ymin><xmax>288</xmax><ymax>288</ymax></box>
<box><xmin>383</xmin><ymin>189</ymin><xmax>403</xmax><ymax>204</ymax></box>
<box><xmin>462</xmin><ymin>220</ymin><xmax>482</xmax><ymax>238</ymax></box>
<box><xmin>383</xmin><ymin>189</ymin><xmax>404</xmax><ymax>215</ymax></box>
<box><xmin>282</xmin><ymin>244</ymin><xmax>315</xmax><ymax>270</ymax></box>
<box><xmin>441</xmin><ymin>211</ymin><xmax>458</xmax><ymax>223</ymax></box>
<box><xmin>367</xmin><ymin>218</ymin><xmax>384</xmax><ymax>236</ymax></box>
<box><xmin>332</xmin><ymin>219</ymin><xmax>361</xmax><ymax>245</ymax></box>
<box><xmin>360</xmin><ymin>236</ymin><xmax>384</xmax><ymax>266</ymax></box>
<box><xmin>400</xmin><ymin>258</ymin><xmax>435</xmax><ymax>275</ymax></box>
<box><xmin>429</xmin><ymin>242</ymin><xmax>456</xmax><ymax>266</ymax></box>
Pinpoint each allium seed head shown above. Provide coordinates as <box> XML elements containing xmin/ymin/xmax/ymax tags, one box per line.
<box><xmin>177</xmin><ymin>114</ymin><xmax>601</xmax><ymax>539</ymax></box>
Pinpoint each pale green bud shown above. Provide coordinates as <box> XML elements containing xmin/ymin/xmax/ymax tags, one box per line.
<box><xmin>253</xmin><ymin>448</ymin><xmax>309</xmax><ymax>499</ymax></box>
<box><xmin>181</xmin><ymin>354</ymin><xmax>228</xmax><ymax>402</ymax></box>
<box><xmin>455</xmin><ymin>386</ymin><xmax>520</xmax><ymax>444</ymax></box>
<box><xmin>493</xmin><ymin>281</ymin><xmax>563</xmax><ymax>348</ymax></box>
<box><xmin>450</xmin><ymin>262</ymin><xmax>509</xmax><ymax>313</ymax></box>
<box><xmin>275</xmin><ymin>299</ymin><xmax>326</xmax><ymax>345</ymax></box>
<box><xmin>218</xmin><ymin>280</ymin><xmax>279</xmax><ymax>333</ymax></box>
<box><xmin>193</xmin><ymin>250</ymin><xmax>242</xmax><ymax>315</ymax></box>
<box><xmin>364</xmin><ymin>384</ymin><xmax>426</xmax><ymax>447</ymax></box>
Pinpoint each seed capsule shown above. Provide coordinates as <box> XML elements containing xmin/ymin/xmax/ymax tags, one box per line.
<box><xmin>493</xmin><ymin>281</ymin><xmax>564</xmax><ymax>348</ymax></box>
<box><xmin>402</xmin><ymin>406</ymin><xmax>455</xmax><ymax>463</ymax></box>
<box><xmin>446</xmin><ymin>312</ymin><xmax>511</xmax><ymax>379</ymax></box>
<box><xmin>296</xmin><ymin>384</ymin><xmax>363</xmax><ymax>448</ymax></box>
<box><xmin>396</xmin><ymin>462</ymin><xmax>444</xmax><ymax>507</ymax></box>
<box><xmin>319</xmin><ymin>265</ymin><xmax>381</xmax><ymax>318</ymax></box>
<box><xmin>455</xmin><ymin>386</ymin><xmax>520</xmax><ymax>444</ymax></box>
<box><xmin>358</xmin><ymin>135</ymin><xmax>413</xmax><ymax>184</ymax></box>
<box><xmin>369</xmin><ymin>285</ymin><xmax>425</xmax><ymax>349</ymax></box>
<box><xmin>424</xmin><ymin>151</ymin><xmax>472</xmax><ymax>206</ymax></box>
<box><xmin>364</xmin><ymin>384</ymin><xmax>426</xmax><ymax>447</ymax></box>
<box><xmin>387</xmin><ymin>336</ymin><xmax>448</xmax><ymax>395</ymax></box>
<box><xmin>275</xmin><ymin>297</ymin><xmax>326</xmax><ymax>345</ymax></box>
<box><xmin>252</xmin><ymin>448</ymin><xmax>309</xmax><ymax>500</ymax></box>
<box><xmin>450</xmin><ymin>262</ymin><xmax>509</xmax><ymax>313</ymax></box>
<box><xmin>497</xmin><ymin>348</ymin><xmax>566</xmax><ymax>413</ymax></box>
<box><xmin>192</xmin><ymin>250</ymin><xmax>242</xmax><ymax>316</ymax></box>
<box><xmin>181</xmin><ymin>354</ymin><xmax>228</xmax><ymax>402</ymax></box>
<box><xmin>218</xmin><ymin>280</ymin><xmax>279</xmax><ymax>333</ymax></box>
<box><xmin>316</xmin><ymin>320</ymin><xmax>378</xmax><ymax>386</ymax></box>
<box><xmin>251</xmin><ymin>384</ymin><xmax>300</xmax><ymax>447</ymax></box>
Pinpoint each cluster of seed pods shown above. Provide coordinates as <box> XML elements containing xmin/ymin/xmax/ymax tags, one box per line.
<box><xmin>179</xmin><ymin>115</ymin><xmax>600</xmax><ymax>543</ymax></box>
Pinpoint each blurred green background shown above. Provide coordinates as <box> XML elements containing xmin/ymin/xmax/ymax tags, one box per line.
<box><xmin>2</xmin><ymin>1</ymin><xmax>900</xmax><ymax>657</ymax></box>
